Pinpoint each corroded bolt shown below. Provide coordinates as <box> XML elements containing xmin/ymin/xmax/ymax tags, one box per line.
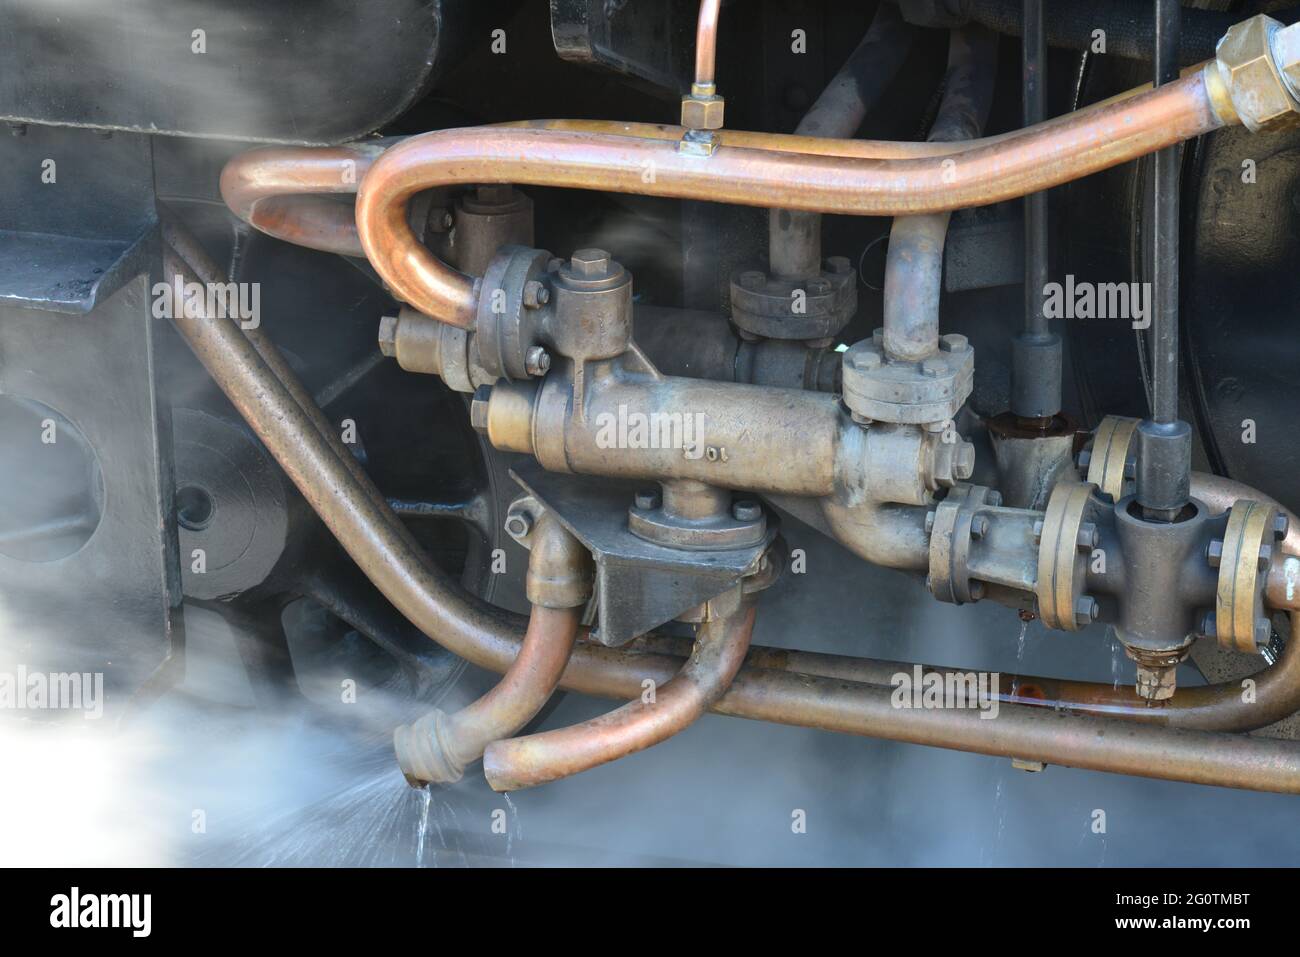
<box><xmin>634</xmin><ymin>488</ymin><xmax>661</xmax><ymax>511</ymax></box>
<box><xmin>921</xmin><ymin>357</ymin><xmax>947</xmax><ymax>378</ymax></box>
<box><xmin>1134</xmin><ymin>663</ymin><xmax>1177</xmax><ymax>701</ymax></box>
<box><xmin>523</xmin><ymin>280</ymin><xmax>550</xmax><ymax>309</ymax></box>
<box><xmin>378</xmin><ymin>315</ymin><xmax>399</xmax><ymax>357</ymax></box>
<box><xmin>469</xmin><ymin>384</ymin><xmax>492</xmax><ymax>432</ymax></box>
<box><xmin>938</xmin><ymin>333</ymin><xmax>969</xmax><ymax>353</ymax></box>
<box><xmin>1274</xmin><ymin>513</ymin><xmax>1290</xmax><ymax>538</ymax></box>
<box><xmin>732</xmin><ymin>500</ymin><xmax>763</xmax><ymax>522</ymax></box>
<box><xmin>1206</xmin><ymin>538</ymin><xmax>1224</xmax><ymax>568</ymax></box>
<box><xmin>1074</xmin><ymin>595</ymin><xmax>1099</xmax><ymax>626</ymax></box>
<box><xmin>845</xmin><ymin>347</ymin><xmax>882</xmax><ymax>372</ymax></box>
<box><xmin>504</xmin><ymin>510</ymin><xmax>533</xmax><ymax>540</ymax></box>
<box><xmin>970</xmin><ymin>515</ymin><xmax>989</xmax><ymax>540</ymax></box>
<box><xmin>525</xmin><ymin>346</ymin><xmax>551</xmax><ymax>376</ymax></box>
<box><xmin>570</xmin><ymin>248</ymin><xmax>611</xmax><ymax>278</ymax></box>
<box><xmin>1076</xmin><ymin>522</ymin><xmax>1099</xmax><ymax>550</ymax></box>
<box><xmin>1259</xmin><ymin>543</ymin><xmax>1274</xmax><ymax>570</ymax></box>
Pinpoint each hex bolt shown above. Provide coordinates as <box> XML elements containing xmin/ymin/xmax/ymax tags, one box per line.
<box><xmin>1200</xmin><ymin>611</ymin><xmax>1218</xmax><ymax>638</ymax></box>
<box><xmin>924</xmin><ymin>510</ymin><xmax>936</xmax><ymax>536</ymax></box>
<box><xmin>1077</xmin><ymin>448</ymin><xmax>1093</xmax><ymax>470</ymax></box>
<box><xmin>1032</xmin><ymin>519</ymin><xmax>1045</xmax><ymax>543</ymax></box>
<box><xmin>845</xmin><ymin>347</ymin><xmax>881</xmax><ymax>372</ymax></box>
<box><xmin>570</xmin><ymin>248</ymin><xmax>611</xmax><ymax>279</ymax></box>
<box><xmin>1255</xmin><ymin>618</ymin><xmax>1274</xmax><ymax>648</ymax></box>
<box><xmin>634</xmin><ymin>488</ymin><xmax>661</xmax><ymax>511</ymax></box>
<box><xmin>1206</xmin><ymin>538</ymin><xmax>1224</xmax><ymax>568</ymax></box>
<box><xmin>525</xmin><ymin>346</ymin><xmax>551</xmax><ymax>377</ymax></box>
<box><xmin>921</xmin><ymin>357</ymin><xmax>946</xmax><ymax>378</ymax></box>
<box><xmin>1074</xmin><ymin>595</ymin><xmax>1099</xmax><ymax>626</ymax></box>
<box><xmin>1076</xmin><ymin>522</ymin><xmax>1099</xmax><ymax>550</ymax></box>
<box><xmin>378</xmin><ymin>315</ymin><xmax>399</xmax><ymax>357</ymax></box>
<box><xmin>523</xmin><ymin>280</ymin><xmax>550</xmax><ymax>309</ymax></box>
<box><xmin>1275</xmin><ymin>513</ymin><xmax>1290</xmax><ymax>539</ymax></box>
<box><xmin>1259</xmin><ymin>543</ymin><xmax>1274</xmax><ymax>571</ymax></box>
<box><xmin>938</xmin><ymin>333</ymin><xmax>969</xmax><ymax>353</ymax></box>
<box><xmin>504</xmin><ymin>510</ymin><xmax>533</xmax><ymax>540</ymax></box>
<box><xmin>732</xmin><ymin>499</ymin><xmax>763</xmax><ymax>522</ymax></box>
<box><xmin>970</xmin><ymin>515</ymin><xmax>989</xmax><ymax>540</ymax></box>
<box><xmin>469</xmin><ymin>384</ymin><xmax>492</xmax><ymax>433</ymax></box>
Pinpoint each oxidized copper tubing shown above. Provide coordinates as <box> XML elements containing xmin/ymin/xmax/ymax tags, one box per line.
<box><xmin>393</xmin><ymin>604</ymin><xmax>580</xmax><ymax>786</ymax></box>
<box><xmin>694</xmin><ymin>0</ymin><xmax>721</xmax><ymax>89</ymax></box>
<box><xmin>482</xmin><ymin>603</ymin><xmax>757</xmax><ymax>791</ymax></box>
<box><xmin>354</xmin><ymin>71</ymin><xmax>1224</xmax><ymax>323</ymax></box>
<box><xmin>163</xmin><ymin>244</ymin><xmax>1300</xmax><ymax>792</ymax></box>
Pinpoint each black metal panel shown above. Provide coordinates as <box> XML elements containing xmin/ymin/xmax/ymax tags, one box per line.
<box><xmin>0</xmin><ymin>0</ymin><xmax>454</xmax><ymax>145</ymax></box>
<box><xmin>549</xmin><ymin>0</ymin><xmax>695</xmax><ymax>96</ymax></box>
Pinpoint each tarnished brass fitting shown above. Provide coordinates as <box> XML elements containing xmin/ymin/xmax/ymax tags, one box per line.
<box><xmin>522</xmin><ymin>510</ymin><xmax>594</xmax><ymax>609</ymax></box>
<box><xmin>1214</xmin><ymin>15</ymin><xmax>1300</xmax><ymax>133</ymax></box>
<box><xmin>681</xmin><ymin>82</ymin><xmax>725</xmax><ymax>131</ymax></box>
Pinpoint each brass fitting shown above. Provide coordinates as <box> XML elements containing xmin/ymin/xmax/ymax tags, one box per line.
<box><xmin>681</xmin><ymin>82</ymin><xmax>725</xmax><ymax>131</ymax></box>
<box><xmin>1214</xmin><ymin>15</ymin><xmax>1300</xmax><ymax>133</ymax></box>
<box><xmin>523</xmin><ymin>511</ymin><xmax>594</xmax><ymax>609</ymax></box>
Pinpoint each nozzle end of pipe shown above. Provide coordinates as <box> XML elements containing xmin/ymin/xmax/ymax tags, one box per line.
<box><xmin>393</xmin><ymin>710</ymin><xmax>465</xmax><ymax>788</ymax></box>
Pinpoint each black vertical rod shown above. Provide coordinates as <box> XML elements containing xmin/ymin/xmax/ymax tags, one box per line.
<box><xmin>1135</xmin><ymin>0</ymin><xmax>1192</xmax><ymax>520</ymax></box>
<box><xmin>1009</xmin><ymin>0</ymin><xmax>1062</xmax><ymax>422</ymax></box>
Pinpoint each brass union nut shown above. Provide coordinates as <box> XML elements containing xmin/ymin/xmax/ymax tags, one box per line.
<box><xmin>681</xmin><ymin>94</ymin><xmax>725</xmax><ymax>131</ymax></box>
<box><xmin>1215</xmin><ymin>14</ymin><xmax>1300</xmax><ymax>133</ymax></box>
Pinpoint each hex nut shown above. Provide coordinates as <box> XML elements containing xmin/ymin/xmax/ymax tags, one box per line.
<box><xmin>681</xmin><ymin>94</ymin><xmax>725</xmax><ymax>131</ymax></box>
<box><xmin>469</xmin><ymin>384</ymin><xmax>492</xmax><ymax>433</ymax></box>
<box><xmin>1216</xmin><ymin>15</ymin><xmax>1300</xmax><ymax>132</ymax></box>
<box><xmin>525</xmin><ymin>346</ymin><xmax>551</xmax><ymax>377</ymax></box>
<box><xmin>378</xmin><ymin>315</ymin><xmax>399</xmax><ymax>357</ymax></box>
<box><xmin>732</xmin><ymin>500</ymin><xmax>763</xmax><ymax>522</ymax></box>
<box><xmin>570</xmin><ymin>248</ymin><xmax>611</xmax><ymax>279</ymax></box>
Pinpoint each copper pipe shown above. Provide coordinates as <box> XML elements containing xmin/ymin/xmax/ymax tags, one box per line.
<box><xmin>393</xmin><ymin>605</ymin><xmax>579</xmax><ymax>786</ymax></box>
<box><xmin>355</xmin><ymin>72</ymin><xmax>1223</xmax><ymax>322</ymax></box>
<box><xmin>483</xmin><ymin>603</ymin><xmax>756</xmax><ymax>791</ymax></box>
<box><xmin>162</xmin><ymin>247</ymin><xmax>1300</xmax><ymax>791</ymax></box>
<box><xmin>219</xmin><ymin>142</ymin><xmax>384</xmax><ymax>257</ymax></box>
<box><xmin>217</xmin><ymin>68</ymin><xmax>1164</xmax><ymax>263</ymax></box>
<box><xmin>694</xmin><ymin>0</ymin><xmax>721</xmax><ymax>89</ymax></box>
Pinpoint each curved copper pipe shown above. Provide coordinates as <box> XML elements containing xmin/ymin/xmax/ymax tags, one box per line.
<box><xmin>162</xmin><ymin>243</ymin><xmax>1300</xmax><ymax>792</ymax></box>
<box><xmin>219</xmin><ymin>143</ymin><xmax>384</xmax><ymax>257</ymax></box>
<box><xmin>483</xmin><ymin>603</ymin><xmax>756</xmax><ymax>791</ymax></box>
<box><xmin>694</xmin><ymin>0</ymin><xmax>721</xmax><ymax>89</ymax></box>
<box><xmin>355</xmin><ymin>72</ymin><xmax>1222</xmax><ymax>322</ymax></box>
<box><xmin>393</xmin><ymin>604</ymin><xmax>579</xmax><ymax>785</ymax></box>
<box><xmin>217</xmin><ymin>64</ymin><xmax>1169</xmax><ymax>263</ymax></box>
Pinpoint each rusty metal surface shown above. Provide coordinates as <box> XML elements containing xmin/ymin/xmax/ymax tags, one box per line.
<box><xmin>482</xmin><ymin>602</ymin><xmax>756</xmax><ymax>791</ymax></box>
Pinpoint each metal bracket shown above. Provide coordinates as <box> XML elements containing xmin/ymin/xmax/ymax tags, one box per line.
<box><xmin>509</xmin><ymin>465</ymin><xmax>774</xmax><ymax>646</ymax></box>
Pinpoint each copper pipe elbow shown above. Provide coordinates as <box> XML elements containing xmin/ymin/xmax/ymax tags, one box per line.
<box><xmin>482</xmin><ymin>602</ymin><xmax>756</xmax><ymax>791</ymax></box>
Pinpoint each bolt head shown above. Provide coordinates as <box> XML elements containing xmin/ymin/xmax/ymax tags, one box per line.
<box><xmin>1255</xmin><ymin>618</ymin><xmax>1274</xmax><ymax>648</ymax></box>
<box><xmin>1076</xmin><ymin>522</ymin><xmax>1099</xmax><ymax>550</ymax></box>
<box><xmin>1274</xmin><ymin>512</ymin><xmax>1290</xmax><ymax>539</ymax></box>
<box><xmin>732</xmin><ymin>499</ymin><xmax>763</xmax><ymax>522</ymax></box>
<box><xmin>525</xmin><ymin>346</ymin><xmax>551</xmax><ymax>377</ymax></box>
<box><xmin>378</xmin><ymin>315</ymin><xmax>399</xmax><ymax>357</ymax></box>
<box><xmin>634</xmin><ymin>488</ymin><xmax>661</xmax><ymax>511</ymax></box>
<box><xmin>954</xmin><ymin>441</ymin><xmax>975</xmax><ymax>480</ymax></box>
<box><xmin>504</xmin><ymin>510</ymin><xmax>533</xmax><ymax>540</ymax></box>
<box><xmin>924</xmin><ymin>510</ymin><xmax>936</xmax><ymax>536</ymax></box>
<box><xmin>570</xmin><ymin>248</ymin><xmax>611</xmax><ymax>279</ymax></box>
<box><xmin>1207</xmin><ymin>538</ymin><xmax>1224</xmax><ymax>568</ymax></box>
<box><xmin>970</xmin><ymin>515</ymin><xmax>989</xmax><ymax>540</ymax></box>
<box><xmin>921</xmin><ymin>357</ymin><xmax>947</xmax><ymax>378</ymax></box>
<box><xmin>523</xmin><ymin>279</ymin><xmax>550</xmax><ymax>309</ymax></box>
<box><xmin>938</xmin><ymin>333</ymin><xmax>969</xmax><ymax>354</ymax></box>
<box><xmin>1074</xmin><ymin>595</ymin><xmax>1099</xmax><ymax>626</ymax></box>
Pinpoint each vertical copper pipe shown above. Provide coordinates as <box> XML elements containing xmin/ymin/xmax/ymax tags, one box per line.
<box><xmin>393</xmin><ymin>605</ymin><xmax>580</xmax><ymax>786</ymax></box>
<box><xmin>483</xmin><ymin>603</ymin><xmax>757</xmax><ymax>791</ymax></box>
<box><xmin>694</xmin><ymin>0</ymin><xmax>721</xmax><ymax>89</ymax></box>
